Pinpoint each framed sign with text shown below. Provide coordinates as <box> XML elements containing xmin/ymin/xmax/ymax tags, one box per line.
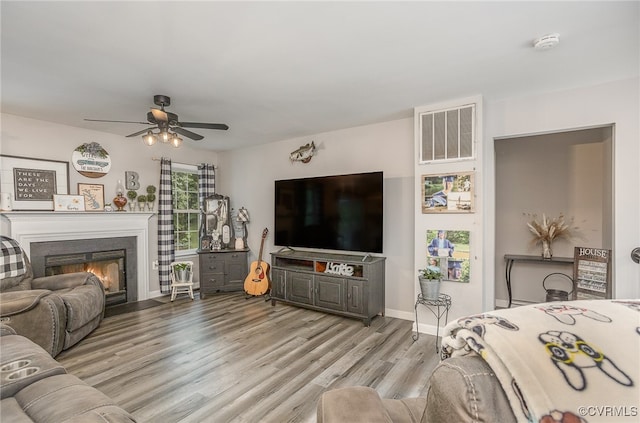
<box><xmin>573</xmin><ymin>247</ymin><xmax>612</xmax><ymax>300</ymax></box>
<box><xmin>0</xmin><ymin>155</ymin><xmax>70</xmax><ymax>210</ymax></box>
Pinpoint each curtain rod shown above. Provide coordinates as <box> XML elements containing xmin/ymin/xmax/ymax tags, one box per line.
<box><xmin>151</xmin><ymin>157</ymin><xmax>217</xmax><ymax>169</ymax></box>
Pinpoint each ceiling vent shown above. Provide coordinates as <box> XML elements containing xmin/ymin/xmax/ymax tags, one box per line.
<box><xmin>419</xmin><ymin>104</ymin><xmax>475</xmax><ymax>163</ymax></box>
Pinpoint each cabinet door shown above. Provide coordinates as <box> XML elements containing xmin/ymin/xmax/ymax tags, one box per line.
<box><xmin>347</xmin><ymin>279</ymin><xmax>366</xmax><ymax>315</ymax></box>
<box><xmin>271</xmin><ymin>269</ymin><xmax>286</xmax><ymax>299</ymax></box>
<box><xmin>225</xmin><ymin>253</ymin><xmax>249</xmax><ymax>289</ymax></box>
<box><xmin>287</xmin><ymin>272</ymin><xmax>313</xmax><ymax>305</ymax></box>
<box><xmin>315</xmin><ymin>276</ymin><xmax>346</xmax><ymax>311</ymax></box>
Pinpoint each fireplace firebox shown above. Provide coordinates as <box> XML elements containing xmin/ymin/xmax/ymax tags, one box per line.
<box><xmin>44</xmin><ymin>250</ymin><xmax>127</xmax><ymax>306</ymax></box>
<box><xmin>30</xmin><ymin>236</ymin><xmax>137</xmax><ymax>306</ymax></box>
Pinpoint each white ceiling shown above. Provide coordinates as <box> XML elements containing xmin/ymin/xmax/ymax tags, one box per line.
<box><xmin>2</xmin><ymin>1</ymin><xmax>638</xmax><ymax>151</ymax></box>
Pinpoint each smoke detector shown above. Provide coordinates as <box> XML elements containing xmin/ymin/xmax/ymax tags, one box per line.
<box><xmin>533</xmin><ymin>33</ymin><xmax>560</xmax><ymax>50</ymax></box>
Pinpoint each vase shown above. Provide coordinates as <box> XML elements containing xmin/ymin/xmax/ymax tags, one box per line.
<box><xmin>542</xmin><ymin>239</ymin><xmax>553</xmax><ymax>259</ymax></box>
<box><xmin>113</xmin><ymin>194</ymin><xmax>127</xmax><ymax>211</ymax></box>
<box><xmin>419</xmin><ymin>277</ymin><xmax>441</xmax><ymax>300</ymax></box>
<box><xmin>128</xmin><ymin>201</ymin><xmax>136</xmax><ymax>211</ymax></box>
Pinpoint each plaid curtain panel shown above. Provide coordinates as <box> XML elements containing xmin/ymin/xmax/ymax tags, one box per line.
<box><xmin>157</xmin><ymin>158</ymin><xmax>174</xmax><ymax>294</ymax></box>
<box><xmin>198</xmin><ymin>163</ymin><xmax>216</xmax><ymax>210</ymax></box>
<box><xmin>0</xmin><ymin>236</ymin><xmax>26</xmax><ymax>279</ymax></box>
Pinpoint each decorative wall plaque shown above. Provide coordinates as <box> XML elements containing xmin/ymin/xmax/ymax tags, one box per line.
<box><xmin>71</xmin><ymin>142</ymin><xmax>111</xmax><ymax>178</ymax></box>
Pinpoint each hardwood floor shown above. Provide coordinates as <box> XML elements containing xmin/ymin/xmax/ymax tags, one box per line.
<box><xmin>57</xmin><ymin>292</ymin><xmax>441</xmax><ymax>422</ymax></box>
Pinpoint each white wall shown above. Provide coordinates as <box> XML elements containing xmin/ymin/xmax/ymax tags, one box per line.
<box><xmin>217</xmin><ymin>118</ymin><xmax>416</xmax><ymax>319</ymax></box>
<box><xmin>413</xmin><ymin>96</ymin><xmax>485</xmax><ymax>334</ymax></box>
<box><xmin>0</xmin><ymin>113</ymin><xmax>219</xmax><ymax>295</ymax></box>
<box><xmin>2</xmin><ymin>76</ymin><xmax>637</xmax><ymax>321</ymax></box>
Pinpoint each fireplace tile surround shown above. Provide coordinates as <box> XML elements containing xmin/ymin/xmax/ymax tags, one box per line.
<box><xmin>1</xmin><ymin>212</ymin><xmax>154</xmax><ymax>301</ymax></box>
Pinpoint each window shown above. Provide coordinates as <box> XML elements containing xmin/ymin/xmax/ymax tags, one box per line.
<box><xmin>171</xmin><ymin>164</ymin><xmax>200</xmax><ymax>253</ymax></box>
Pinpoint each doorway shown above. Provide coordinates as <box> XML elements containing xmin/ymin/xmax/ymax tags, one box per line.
<box><xmin>494</xmin><ymin>125</ymin><xmax>613</xmax><ymax>306</ymax></box>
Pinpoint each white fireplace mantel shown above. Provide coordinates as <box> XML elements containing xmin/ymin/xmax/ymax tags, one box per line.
<box><xmin>1</xmin><ymin>212</ymin><xmax>154</xmax><ymax>300</ymax></box>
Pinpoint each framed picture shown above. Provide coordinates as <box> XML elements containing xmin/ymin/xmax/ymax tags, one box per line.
<box><xmin>426</xmin><ymin>229</ymin><xmax>471</xmax><ymax>283</ymax></box>
<box><xmin>78</xmin><ymin>183</ymin><xmax>105</xmax><ymax>211</ymax></box>
<box><xmin>573</xmin><ymin>247</ymin><xmax>612</xmax><ymax>300</ymax></box>
<box><xmin>421</xmin><ymin>172</ymin><xmax>474</xmax><ymax>213</ymax></box>
<box><xmin>53</xmin><ymin>194</ymin><xmax>86</xmax><ymax>212</ymax></box>
<box><xmin>0</xmin><ymin>154</ymin><xmax>70</xmax><ymax>210</ymax></box>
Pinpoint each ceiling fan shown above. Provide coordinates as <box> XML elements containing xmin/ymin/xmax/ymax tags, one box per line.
<box><xmin>85</xmin><ymin>95</ymin><xmax>228</xmax><ymax>145</ymax></box>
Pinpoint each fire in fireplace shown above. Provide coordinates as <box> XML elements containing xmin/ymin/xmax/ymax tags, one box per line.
<box><xmin>30</xmin><ymin>236</ymin><xmax>138</xmax><ymax>306</ymax></box>
<box><xmin>44</xmin><ymin>250</ymin><xmax>126</xmax><ymax>306</ymax></box>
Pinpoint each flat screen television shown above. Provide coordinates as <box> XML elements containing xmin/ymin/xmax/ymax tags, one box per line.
<box><xmin>274</xmin><ymin>171</ymin><xmax>383</xmax><ymax>253</ymax></box>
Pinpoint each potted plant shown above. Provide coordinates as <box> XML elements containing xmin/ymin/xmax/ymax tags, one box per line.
<box><xmin>146</xmin><ymin>185</ymin><xmax>157</xmax><ymax>211</ymax></box>
<box><xmin>173</xmin><ymin>262</ymin><xmax>192</xmax><ymax>282</ymax></box>
<box><xmin>418</xmin><ymin>267</ymin><xmax>442</xmax><ymax>300</ymax></box>
<box><xmin>137</xmin><ymin>195</ymin><xmax>147</xmax><ymax>211</ymax></box>
<box><xmin>126</xmin><ymin>190</ymin><xmax>137</xmax><ymax>211</ymax></box>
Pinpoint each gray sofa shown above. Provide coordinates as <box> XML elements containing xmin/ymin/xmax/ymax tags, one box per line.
<box><xmin>0</xmin><ymin>325</ymin><xmax>136</xmax><ymax>422</ymax></box>
<box><xmin>1</xmin><ymin>243</ymin><xmax>105</xmax><ymax>357</ymax></box>
<box><xmin>318</xmin><ymin>298</ymin><xmax>639</xmax><ymax>422</ymax></box>
<box><xmin>317</xmin><ymin>354</ymin><xmax>514</xmax><ymax>423</ymax></box>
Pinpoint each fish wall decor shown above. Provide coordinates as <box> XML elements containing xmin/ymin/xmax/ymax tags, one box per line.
<box><xmin>290</xmin><ymin>141</ymin><xmax>316</xmax><ymax>163</ymax></box>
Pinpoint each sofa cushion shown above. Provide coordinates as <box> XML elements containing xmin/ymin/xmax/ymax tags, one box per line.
<box><xmin>14</xmin><ymin>373</ymin><xmax>137</xmax><ymax>423</ymax></box>
<box><xmin>318</xmin><ymin>386</ymin><xmax>393</xmax><ymax>423</ymax></box>
<box><xmin>0</xmin><ymin>397</ymin><xmax>33</xmax><ymax>422</ymax></box>
<box><xmin>381</xmin><ymin>397</ymin><xmax>427</xmax><ymax>423</ymax></box>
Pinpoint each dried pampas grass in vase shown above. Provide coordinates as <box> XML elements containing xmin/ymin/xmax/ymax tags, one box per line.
<box><xmin>525</xmin><ymin>213</ymin><xmax>574</xmax><ymax>259</ymax></box>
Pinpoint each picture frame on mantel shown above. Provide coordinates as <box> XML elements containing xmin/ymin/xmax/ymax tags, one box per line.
<box><xmin>0</xmin><ymin>154</ymin><xmax>70</xmax><ymax>211</ymax></box>
<box><xmin>53</xmin><ymin>194</ymin><xmax>86</xmax><ymax>212</ymax></box>
<box><xmin>78</xmin><ymin>183</ymin><xmax>105</xmax><ymax>211</ymax></box>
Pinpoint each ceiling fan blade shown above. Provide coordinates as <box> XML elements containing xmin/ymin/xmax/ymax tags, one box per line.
<box><xmin>150</xmin><ymin>108</ymin><xmax>168</xmax><ymax>123</ymax></box>
<box><xmin>126</xmin><ymin>127</ymin><xmax>158</xmax><ymax>137</ymax></box>
<box><xmin>85</xmin><ymin>118</ymin><xmax>152</xmax><ymax>125</ymax></box>
<box><xmin>179</xmin><ymin>122</ymin><xmax>229</xmax><ymax>131</ymax></box>
<box><xmin>172</xmin><ymin>126</ymin><xmax>204</xmax><ymax>140</ymax></box>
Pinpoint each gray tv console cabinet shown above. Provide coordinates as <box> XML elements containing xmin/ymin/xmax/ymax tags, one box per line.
<box><xmin>270</xmin><ymin>249</ymin><xmax>386</xmax><ymax>326</ymax></box>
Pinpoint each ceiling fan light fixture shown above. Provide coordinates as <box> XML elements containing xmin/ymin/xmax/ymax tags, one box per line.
<box><xmin>142</xmin><ymin>130</ymin><xmax>158</xmax><ymax>146</ymax></box>
<box><xmin>160</xmin><ymin>131</ymin><xmax>171</xmax><ymax>143</ymax></box>
<box><xmin>171</xmin><ymin>135</ymin><xmax>183</xmax><ymax>148</ymax></box>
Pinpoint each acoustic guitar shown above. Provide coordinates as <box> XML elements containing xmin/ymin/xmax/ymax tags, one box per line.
<box><xmin>244</xmin><ymin>228</ymin><xmax>271</xmax><ymax>296</ymax></box>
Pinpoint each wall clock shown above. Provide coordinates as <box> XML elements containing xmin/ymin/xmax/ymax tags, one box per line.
<box><xmin>71</xmin><ymin>142</ymin><xmax>111</xmax><ymax>178</ymax></box>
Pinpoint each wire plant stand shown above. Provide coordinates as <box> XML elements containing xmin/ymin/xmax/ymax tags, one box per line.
<box><xmin>412</xmin><ymin>293</ymin><xmax>452</xmax><ymax>352</ymax></box>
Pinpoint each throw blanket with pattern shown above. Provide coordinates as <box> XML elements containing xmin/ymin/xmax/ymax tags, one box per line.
<box><xmin>441</xmin><ymin>300</ymin><xmax>639</xmax><ymax>423</ymax></box>
<box><xmin>0</xmin><ymin>236</ymin><xmax>26</xmax><ymax>279</ymax></box>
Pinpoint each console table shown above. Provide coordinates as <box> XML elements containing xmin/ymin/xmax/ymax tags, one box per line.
<box><xmin>270</xmin><ymin>249</ymin><xmax>385</xmax><ymax>326</ymax></box>
<box><xmin>504</xmin><ymin>254</ymin><xmax>574</xmax><ymax>307</ymax></box>
<box><xmin>412</xmin><ymin>293</ymin><xmax>452</xmax><ymax>352</ymax></box>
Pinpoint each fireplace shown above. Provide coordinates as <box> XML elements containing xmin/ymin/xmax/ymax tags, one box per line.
<box><xmin>45</xmin><ymin>250</ymin><xmax>126</xmax><ymax>306</ymax></box>
<box><xmin>31</xmin><ymin>236</ymin><xmax>138</xmax><ymax>306</ymax></box>
<box><xmin>1</xmin><ymin>212</ymin><xmax>153</xmax><ymax>302</ymax></box>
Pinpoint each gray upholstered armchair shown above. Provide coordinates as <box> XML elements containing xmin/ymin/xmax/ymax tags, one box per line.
<box><xmin>0</xmin><ymin>237</ymin><xmax>105</xmax><ymax>357</ymax></box>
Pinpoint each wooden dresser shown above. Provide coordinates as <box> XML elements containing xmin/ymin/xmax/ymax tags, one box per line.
<box><xmin>197</xmin><ymin>249</ymin><xmax>249</xmax><ymax>298</ymax></box>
